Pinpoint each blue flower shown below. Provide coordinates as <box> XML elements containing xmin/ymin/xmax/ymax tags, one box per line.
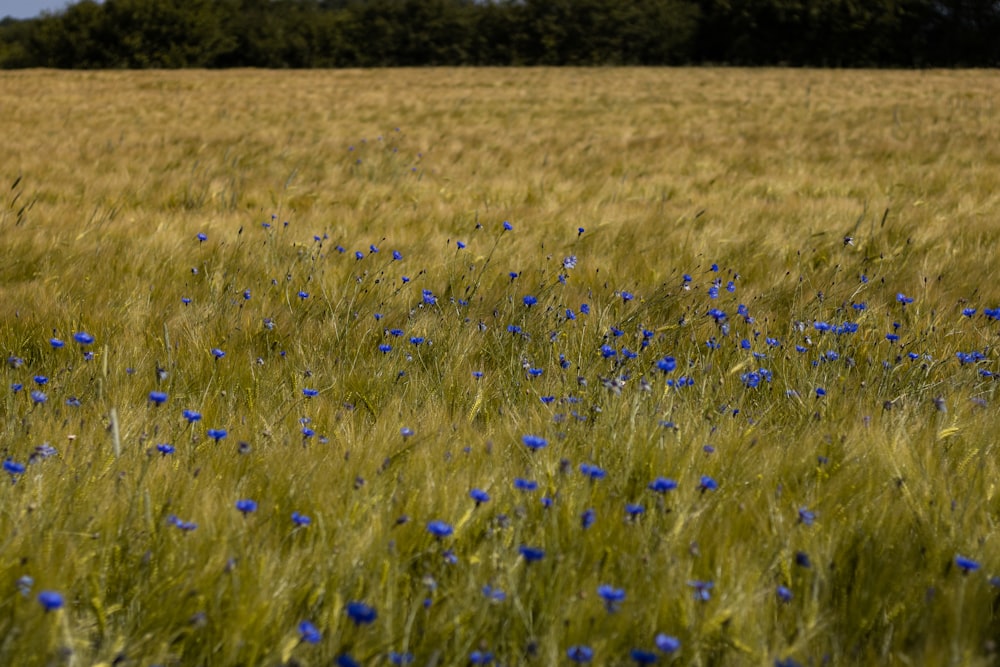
<box><xmin>699</xmin><ymin>475</ymin><xmax>718</xmax><ymax>492</ymax></box>
<box><xmin>956</xmin><ymin>555</ymin><xmax>981</xmax><ymax>574</ymax></box>
<box><xmin>579</xmin><ymin>463</ymin><xmax>606</xmax><ymax>480</ymax></box>
<box><xmin>30</xmin><ymin>390</ymin><xmax>47</xmax><ymax>404</ymax></box>
<box><xmin>410</xmin><ymin>337</ymin><xmax>424</xmax><ymax>345</ymax></box>
<box><xmin>815</xmin><ymin>387</ymin><xmax>826</xmax><ymax>398</ymax></box>
<box><xmin>470</xmin><ymin>488</ymin><xmax>490</xmax><ymax>505</ymax></box>
<box><xmin>649</xmin><ymin>477</ymin><xmax>678</xmax><ymax>493</ymax></box>
<box><xmin>50</xmin><ymin>338</ymin><xmax>65</xmax><ymax>349</ymax></box>
<box><xmin>168</xmin><ymin>514</ymin><xmax>196</xmax><ymax>531</ymax></box>
<box><xmin>523</xmin><ymin>295</ymin><xmax>537</xmax><ymax>307</ymax></box>
<box><xmin>206</xmin><ymin>428</ymin><xmax>227</xmax><ymax>442</ymax></box>
<box><xmin>148</xmin><ymin>391</ymin><xmax>168</xmax><ymax>405</ymax></box>
<box><xmin>37</xmin><ymin>590</ymin><xmax>64</xmax><ymax>611</ymax></box>
<box><xmin>337</xmin><ymin>654</ymin><xmax>361</xmax><ymax>667</ymax></box>
<box><xmin>236</xmin><ymin>499</ymin><xmax>257</xmax><ymax>515</ymax></box>
<box><xmin>182</xmin><ymin>409</ymin><xmax>202</xmax><ymax>423</ymax></box>
<box><xmin>963</xmin><ymin>308</ymin><xmax>977</xmax><ymax>317</ymax></box>
<box><xmin>73</xmin><ymin>332</ymin><xmax>94</xmax><ymax>345</ymax></box>
<box><xmin>156</xmin><ymin>443</ymin><xmax>174</xmax><ymax>456</ymax></box>
<box><xmin>3</xmin><ymin>459</ymin><xmax>26</xmax><ymax>477</ymax></box>
<box><xmin>795</xmin><ymin>551</ymin><xmax>812</xmax><ymax>568</ymax></box>
<box><xmin>897</xmin><ymin>293</ymin><xmax>914</xmax><ymax>305</ymax></box>
<box><xmin>298</xmin><ymin>291</ymin><xmax>309</xmax><ymax>300</ymax></box>
<box><xmin>625</xmin><ymin>503</ymin><xmax>645</xmax><ymax>517</ymax></box>
<box><xmin>688</xmin><ymin>580</ymin><xmax>713</xmax><ymax>601</ymax></box>
<box><xmin>390</xmin><ymin>651</ymin><xmax>415</xmax><ymax>665</ymax></box>
<box><xmin>345</xmin><ymin>601</ymin><xmax>377</xmax><ymax>625</ymax></box>
<box><xmin>292</xmin><ymin>512</ymin><xmax>312</xmax><ymax>526</ymax></box>
<box><xmin>299</xmin><ymin>620</ymin><xmax>321</xmax><ymax>643</ymax></box>
<box><xmin>514</xmin><ymin>478</ymin><xmax>538</xmax><ymax>492</ymax></box>
<box><xmin>197</xmin><ymin>232</ymin><xmax>207</xmax><ymax>242</ymax></box>
<box><xmin>581</xmin><ymin>508</ymin><xmax>596</xmax><ymax>529</ymax></box>
<box><xmin>34</xmin><ymin>375</ymin><xmax>48</xmax><ymax>385</ymax></box>
<box><xmin>655</xmin><ymin>634</ymin><xmax>680</xmax><ymax>653</ymax></box>
<box><xmin>798</xmin><ymin>507</ymin><xmax>815</xmax><ymax>526</ymax></box>
<box><xmin>518</xmin><ymin>545</ymin><xmax>545</xmax><ymax>562</ymax></box>
<box><xmin>630</xmin><ymin>649</ymin><xmax>658</xmax><ymax>664</ymax></box>
<box><xmin>600</xmin><ymin>345</ymin><xmax>616</xmax><ymax>358</ymax></box>
<box><xmin>656</xmin><ymin>356</ymin><xmax>676</xmax><ymax>373</ymax></box>
<box><xmin>427</xmin><ymin>520</ymin><xmax>453</xmax><ymax>538</ymax></box>
<box><xmin>580</xmin><ymin>303</ymin><xmax>590</xmax><ymax>315</ymax></box>
<box><xmin>10</xmin><ymin>383</ymin><xmax>21</xmax><ymax>393</ymax></box>
<box><xmin>400</xmin><ymin>427</ymin><xmax>414</xmax><ymax>438</ymax></box>
<box><xmin>502</xmin><ymin>220</ymin><xmax>513</xmax><ymax>231</ymax></box>
<box><xmin>522</xmin><ymin>434</ymin><xmax>547</xmax><ymax>451</ymax></box>
<box><xmin>567</xmin><ymin>645</ymin><xmax>593</xmax><ymax>663</ymax></box>
<box><xmin>482</xmin><ymin>584</ymin><xmax>505</xmax><ymax>602</ymax></box>
<box><xmin>469</xmin><ymin>650</ymin><xmax>494</xmax><ymax>664</ymax></box>
<box><xmin>597</xmin><ymin>584</ymin><xmax>625</xmax><ymax>611</ymax></box>
<box><xmin>776</xmin><ymin>585</ymin><xmax>793</xmax><ymax>602</ymax></box>
<box><xmin>303</xmin><ymin>388</ymin><xmax>319</xmax><ymax>398</ymax></box>
<box><xmin>211</xmin><ymin>348</ymin><xmax>225</xmax><ymax>359</ymax></box>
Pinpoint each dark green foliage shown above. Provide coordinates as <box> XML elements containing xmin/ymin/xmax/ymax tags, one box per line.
<box><xmin>0</xmin><ymin>0</ymin><xmax>998</xmax><ymax>68</ymax></box>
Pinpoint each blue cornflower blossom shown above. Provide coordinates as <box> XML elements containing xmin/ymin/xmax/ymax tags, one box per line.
<box><xmin>298</xmin><ymin>620</ymin><xmax>321</xmax><ymax>644</ymax></box>
<box><xmin>427</xmin><ymin>520</ymin><xmax>453</xmax><ymax>538</ymax></box>
<box><xmin>630</xmin><ymin>648</ymin><xmax>658</xmax><ymax>664</ymax></box>
<box><xmin>567</xmin><ymin>645</ymin><xmax>593</xmax><ymax>663</ymax></box>
<box><xmin>73</xmin><ymin>332</ymin><xmax>94</xmax><ymax>345</ymax></box>
<box><xmin>688</xmin><ymin>580</ymin><xmax>713</xmax><ymax>601</ymax></box>
<box><xmin>649</xmin><ymin>477</ymin><xmax>678</xmax><ymax>493</ymax></box>
<box><xmin>470</xmin><ymin>488</ymin><xmax>490</xmax><ymax>505</ymax></box>
<box><xmin>519</xmin><ymin>545</ymin><xmax>545</xmax><ymax>562</ymax></box>
<box><xmin>148</xmin><ymin>391</ymin><xmax>168</xmax><ymax>405</ymax></box>
<box><xmin>522</xmin><ymin>434</ymin><xmax>547</xmax><ymax>450</ymax></box>
<box><xmin>37</xmin><ymin>591</ymin><xmax>64</xmax><ymax>612</ymax></box>
<box><xmin>655</xmin><ymin>634</ymin><xmax>680</xmax><ymax>653</ymax></box>
<box><xmin>597</xmin><ymin>584</ymin><xmax>625</xmax><ymax>611</ymax></box>
<box><xmin>345</xmin><ymin>601</ymin><xmax>377</xmax><ymax>625</ymax></box>
<box><xmin>236</xmin><ymin>499</ymin><xmax>257</xmax><ymax>515</ymax></box>
<box><xmin>956</xmin><ymin>555</ymin><xmax>981</xmax><ymax>574</ymax></box>
<box><xmin>514</xmin><ymin>478</ymin><xmax>538</xmax><ymax>492</ymax></box>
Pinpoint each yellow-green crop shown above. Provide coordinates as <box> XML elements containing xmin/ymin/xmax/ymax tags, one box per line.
<box><xmin>1</xmin><ymin>68</ymin><xmax>999</xmax><ymax>666</ymax></box>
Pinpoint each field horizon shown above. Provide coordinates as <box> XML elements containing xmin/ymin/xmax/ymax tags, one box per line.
<box><xmin>1</xmin><ymin>68</ymin><xmax>999</xmax><ymax>666</ymax></box>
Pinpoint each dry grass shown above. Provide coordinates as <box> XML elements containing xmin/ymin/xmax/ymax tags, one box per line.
<box><xmin>1</xmin><ymin>68</ymin><xmax>999</xmax><ymax>666</ymax></box>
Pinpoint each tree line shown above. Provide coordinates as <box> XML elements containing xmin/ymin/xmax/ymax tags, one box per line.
<box><xmin>1</xmin><ymin>0</ymin><xmax>998</xmax><ymax>69</ymax></box>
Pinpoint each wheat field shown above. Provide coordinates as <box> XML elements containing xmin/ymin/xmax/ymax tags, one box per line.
<box><xmin>1</xmin><ymin>68</ymin><xmax>999</xmax><ymax>666</ymax></box>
